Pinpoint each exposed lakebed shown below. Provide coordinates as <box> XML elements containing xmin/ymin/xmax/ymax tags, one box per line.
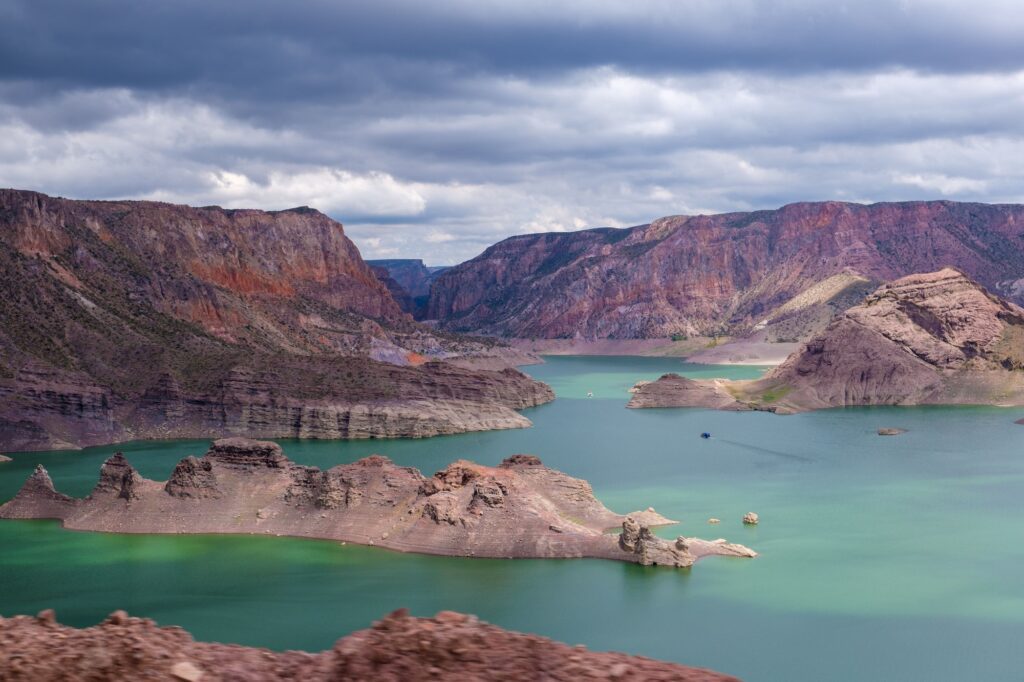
<box><xmin>2</xmin><ymin>356</ymin><xmax>1023</xmax><ymax>681</ymax></box>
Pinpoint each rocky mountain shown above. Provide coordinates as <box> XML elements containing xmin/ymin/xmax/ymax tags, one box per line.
<box><xmin>427</xmin><ymin>201</ymin><xmax>1024</xmax><ymax>339</ymax></box>
<box><xmin>0</xmin><ymin>189</ymin><xmax>551</xmax><ymax>451</ymax></box>
<box><xmin>0</xmin><ymin>609</ymin><xmax>739</xmax><ymax>681</ymax></box>
<box><xmin>367</xmin><ymin>258</ymin><xmax>448</xmax><ymax>317</ymax></box>
<box><xmin>629</xmin><ymin>269</ymin><xmax>1024</xmax><ymax>412</ymax></box>
<box><xmin>367</xmin><ymin>258</ymin><xmax>448</xmax><ymax>299</ymax></box>
<box><xmin>0</xmin><ymin>437</ymin><xmax>756</xmax><ymax>567</ymax></box>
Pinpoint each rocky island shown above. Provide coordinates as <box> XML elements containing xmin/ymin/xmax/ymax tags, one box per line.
<box><xmin>0</xmin><ymin>190</ymin><xmax>552</xmax><ymax>452</ymax></box>
<box><xmin>0</xmin><ymin>608</ymin><xmax>739</xmax><ymax>681</ymax></box>
<box><xmin>629</xmin><ymin>269</ymin><xmax>1024</xmax><ymax>412</ymax></box>
<box><xmin>0</xmin><ymin>438</ymin><xmax>755</xmax><ymax>567</ymax></box>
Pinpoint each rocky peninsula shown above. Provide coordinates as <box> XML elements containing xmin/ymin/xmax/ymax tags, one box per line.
<box><xmin>0</xmin><ymin>190</ymin><xmax>551</xmax><ymax>451</ymax></box>
<box><xmin>0</xmin><ymin>438</ymin><xmax>755</xmax><ymax>567</ymax></box>
<box><xmin>0</xmin><ymin>608</ymin><xmax>738</xmax><ymax>681</ymax></box>
<box><xmin>629</xmin><ymin>269</ymin><xmax>1024</xmax><ymax>413</ymax></box>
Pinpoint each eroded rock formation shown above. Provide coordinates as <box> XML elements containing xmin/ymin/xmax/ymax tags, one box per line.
<box><xmin>0</xmin><ymin>438</ymin><xmax>755</xmax><ymax>567</ymax></box>
<box><xmin>428</xmin><ymin>201</ymin><xmax>1024</xmax><ymax>340</ymax></box>
<box><xmin>0</xmin><ymin>608</ymin><xmax>740</xmax><ymax>681</ymax></box>
<box><xmin>0</xmin><ymin>190</ymin><xmax>550</xmax><ymax>451</ymax></box>
<box><xmin>629</xmin><ymin>269</ymin><xmax>1024</xmax><ymax>412</ymax></box>
<box><xmin>765</xmin><ymin>268</ymin><xmax>1024</xmax><ymax>409</ymax></box>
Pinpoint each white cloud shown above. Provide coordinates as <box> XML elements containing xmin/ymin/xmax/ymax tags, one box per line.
<box><xmin>893</xmin><ymin>173</ymin><xmax>988</xmax><ymax>195</ymax></box>
<box><xmin>181</xmin><ymin>168</ymin><xmax>428</xmax><ymax>217</ymax></box>
<box><xmin>5</xmin><ymin>67</ymin><xmax>1024</xmax><ymax>265</ymax></box>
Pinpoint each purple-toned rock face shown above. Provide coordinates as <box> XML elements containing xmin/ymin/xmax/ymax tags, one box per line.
<box><xmin>0</xmin><ymin>609</ymin><xmax>741</xmax><ymax>681</ymax></box>
<box><xmin>767</xmin><ymin>268</ymin><xmax>1024</xmax><ymax>409</ymax></box>
<box><xmin>428</xmin><ymin>201</ymin><xmax>1024</xmax><ymax>339</ymax></box>
<box><xmin>0</xmin><ymin>190</ymin><xmax>552</xmax><ymax>451</ymax></box>
<box><xmin>630</xmin><ymin>269</ymin><xmax>1024</xmax><ymax>413</ymax></box>
<box><xmin>0</xmin><ymin>438</ymin><xmax>755</xmax><ymax>568</ymax></box>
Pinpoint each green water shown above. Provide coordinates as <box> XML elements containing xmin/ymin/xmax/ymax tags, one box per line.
<box><xmin>2</xmin><ymin>356</ymin><xmax>1023</xmax><ymax>681</ymax></box>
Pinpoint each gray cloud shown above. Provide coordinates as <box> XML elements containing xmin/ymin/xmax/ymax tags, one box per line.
<box><xmin>2</xmin><ymin>1</ymin><xmax>1024</xmax><ymax>264</ymax></box>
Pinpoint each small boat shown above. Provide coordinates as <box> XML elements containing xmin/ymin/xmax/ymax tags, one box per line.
<box><xmin>700</xmin><ymin>432</ymin><xmax>711</xmax><ymax>439</ymax></box>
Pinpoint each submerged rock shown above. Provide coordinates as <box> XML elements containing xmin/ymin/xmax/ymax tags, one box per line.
<box><xmin>877</xmin><ymin>428</ymin><xmax>907</xmax><ymax>436</ymax></box>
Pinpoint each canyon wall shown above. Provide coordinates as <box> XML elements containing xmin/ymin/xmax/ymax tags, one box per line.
<box><xmin>427</xmin><ymin>201</ymin><xmax>1024</xmax><ymax>339</ymax></box>
<box><xmin>0</xmin><ymin>190</ymin><xmax>550</xmax><ymax>451</ymax></box>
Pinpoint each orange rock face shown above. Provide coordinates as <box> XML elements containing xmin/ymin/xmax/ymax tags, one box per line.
<box><xmin>0</xmin><ymin>190</ymin><xmax>551</xmax><ymax>451</ymax></box>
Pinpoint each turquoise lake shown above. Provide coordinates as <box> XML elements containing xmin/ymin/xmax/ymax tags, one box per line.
<box><xmin>2</xmin><ymin>356</ymin><xmax>1023</xmax><ymax>681</ymax></box>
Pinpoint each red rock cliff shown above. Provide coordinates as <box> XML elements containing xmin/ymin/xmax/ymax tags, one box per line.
<box><xmin>0</xmin><ymin>190</ymin><xmax>551</xmax><ymax>451</ymax></box>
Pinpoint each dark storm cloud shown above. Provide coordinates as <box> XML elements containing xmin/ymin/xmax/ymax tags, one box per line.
<box><xmin>2</xmin><ymin>1</ymin><xmax>1024</xmax><ymax>263</ymax></box>
<box><xmin>5</xmin><ymin>1</ymin><xmax>1024</xmax><ymax>98</ymax></box>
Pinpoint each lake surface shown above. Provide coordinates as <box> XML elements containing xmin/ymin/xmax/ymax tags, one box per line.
<box><xmin>2</xmin><ymin>356</ymin><xmax>1023</xmax><ymax>681</ymax></box>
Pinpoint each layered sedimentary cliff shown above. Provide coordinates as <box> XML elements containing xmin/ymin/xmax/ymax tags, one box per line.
<box><xmin>0</xmin><ymin>438</ymin><xmax>756</xmax><ymax>567</ymax></box>
<box><xmin>0</xmin><ymin>190</ymin><xmax>550</xmax><ymax>451</ymax></box>
<box><xmin>428</xmin><ymin>201</ymin><xmax>1024</xmax><ymax>339</ymax></box>
<box><xmin>0</xmin><ymin>609</ymin><xmax>739</xmax><ymax>681</ymax></box>
<box><xmin>629</xmin><ymin>269</ymin><xmax>1024</xmax><ymax>412</ymax></box>
<box><xmin>765</xmin><ymin>268</ymin><xmax>1024</xmax><ymax>409</ymax></box>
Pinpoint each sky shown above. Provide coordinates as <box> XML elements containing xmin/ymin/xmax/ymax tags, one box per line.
<box><xmin>3</xmin><ymin>1</ymin><xmax>1024</xmax><ymax>264</ymax></box>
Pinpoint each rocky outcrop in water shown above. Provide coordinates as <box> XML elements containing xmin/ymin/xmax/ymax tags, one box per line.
<box><xmin>0</xmin><ymin>438</ymin><xmax>755</xmax><ymax>567</ymax></box>
<box><xmin>0</xmin><ymin>189</ymin><xmax>550</xmax><ymax>451</ymax></box>
<box><xmin>0</xmin><ymin>608</ymin><xmax>739</xmax><ymax>681</ymax></box>
<box><xmin>427</xmin><ymin>201</ymin><xmax>1024</xmax><ymax>340</ymax></box>
<box><xmin>765</xmin><ymin>268</ymin><xmax>1024</xmax><ymax>410</ymax></box>
<box><xmin>627</xmin><ymin>375</ymin><xmax>743</xmax><ymax>410</ymax></box>
<box><xmin>629</xmin><ymin>269</ymin><xmax>1024</xmax><ymax>412</ymax></box>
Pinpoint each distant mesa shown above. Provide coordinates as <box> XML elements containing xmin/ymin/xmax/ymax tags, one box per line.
<box><xmin>0</xmin><ymin>438</ymin><xmax>756</xmax><ymax>569</ymax></box>
<box><xmin>0</xmin><ymin>608</ymin><xmax>740</xmax><ymax>681</ymax></box>
<box><xmin>629</xmin><ymin>269</ymin><xmax>1024</xmax><ymax>413</ymax></box>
